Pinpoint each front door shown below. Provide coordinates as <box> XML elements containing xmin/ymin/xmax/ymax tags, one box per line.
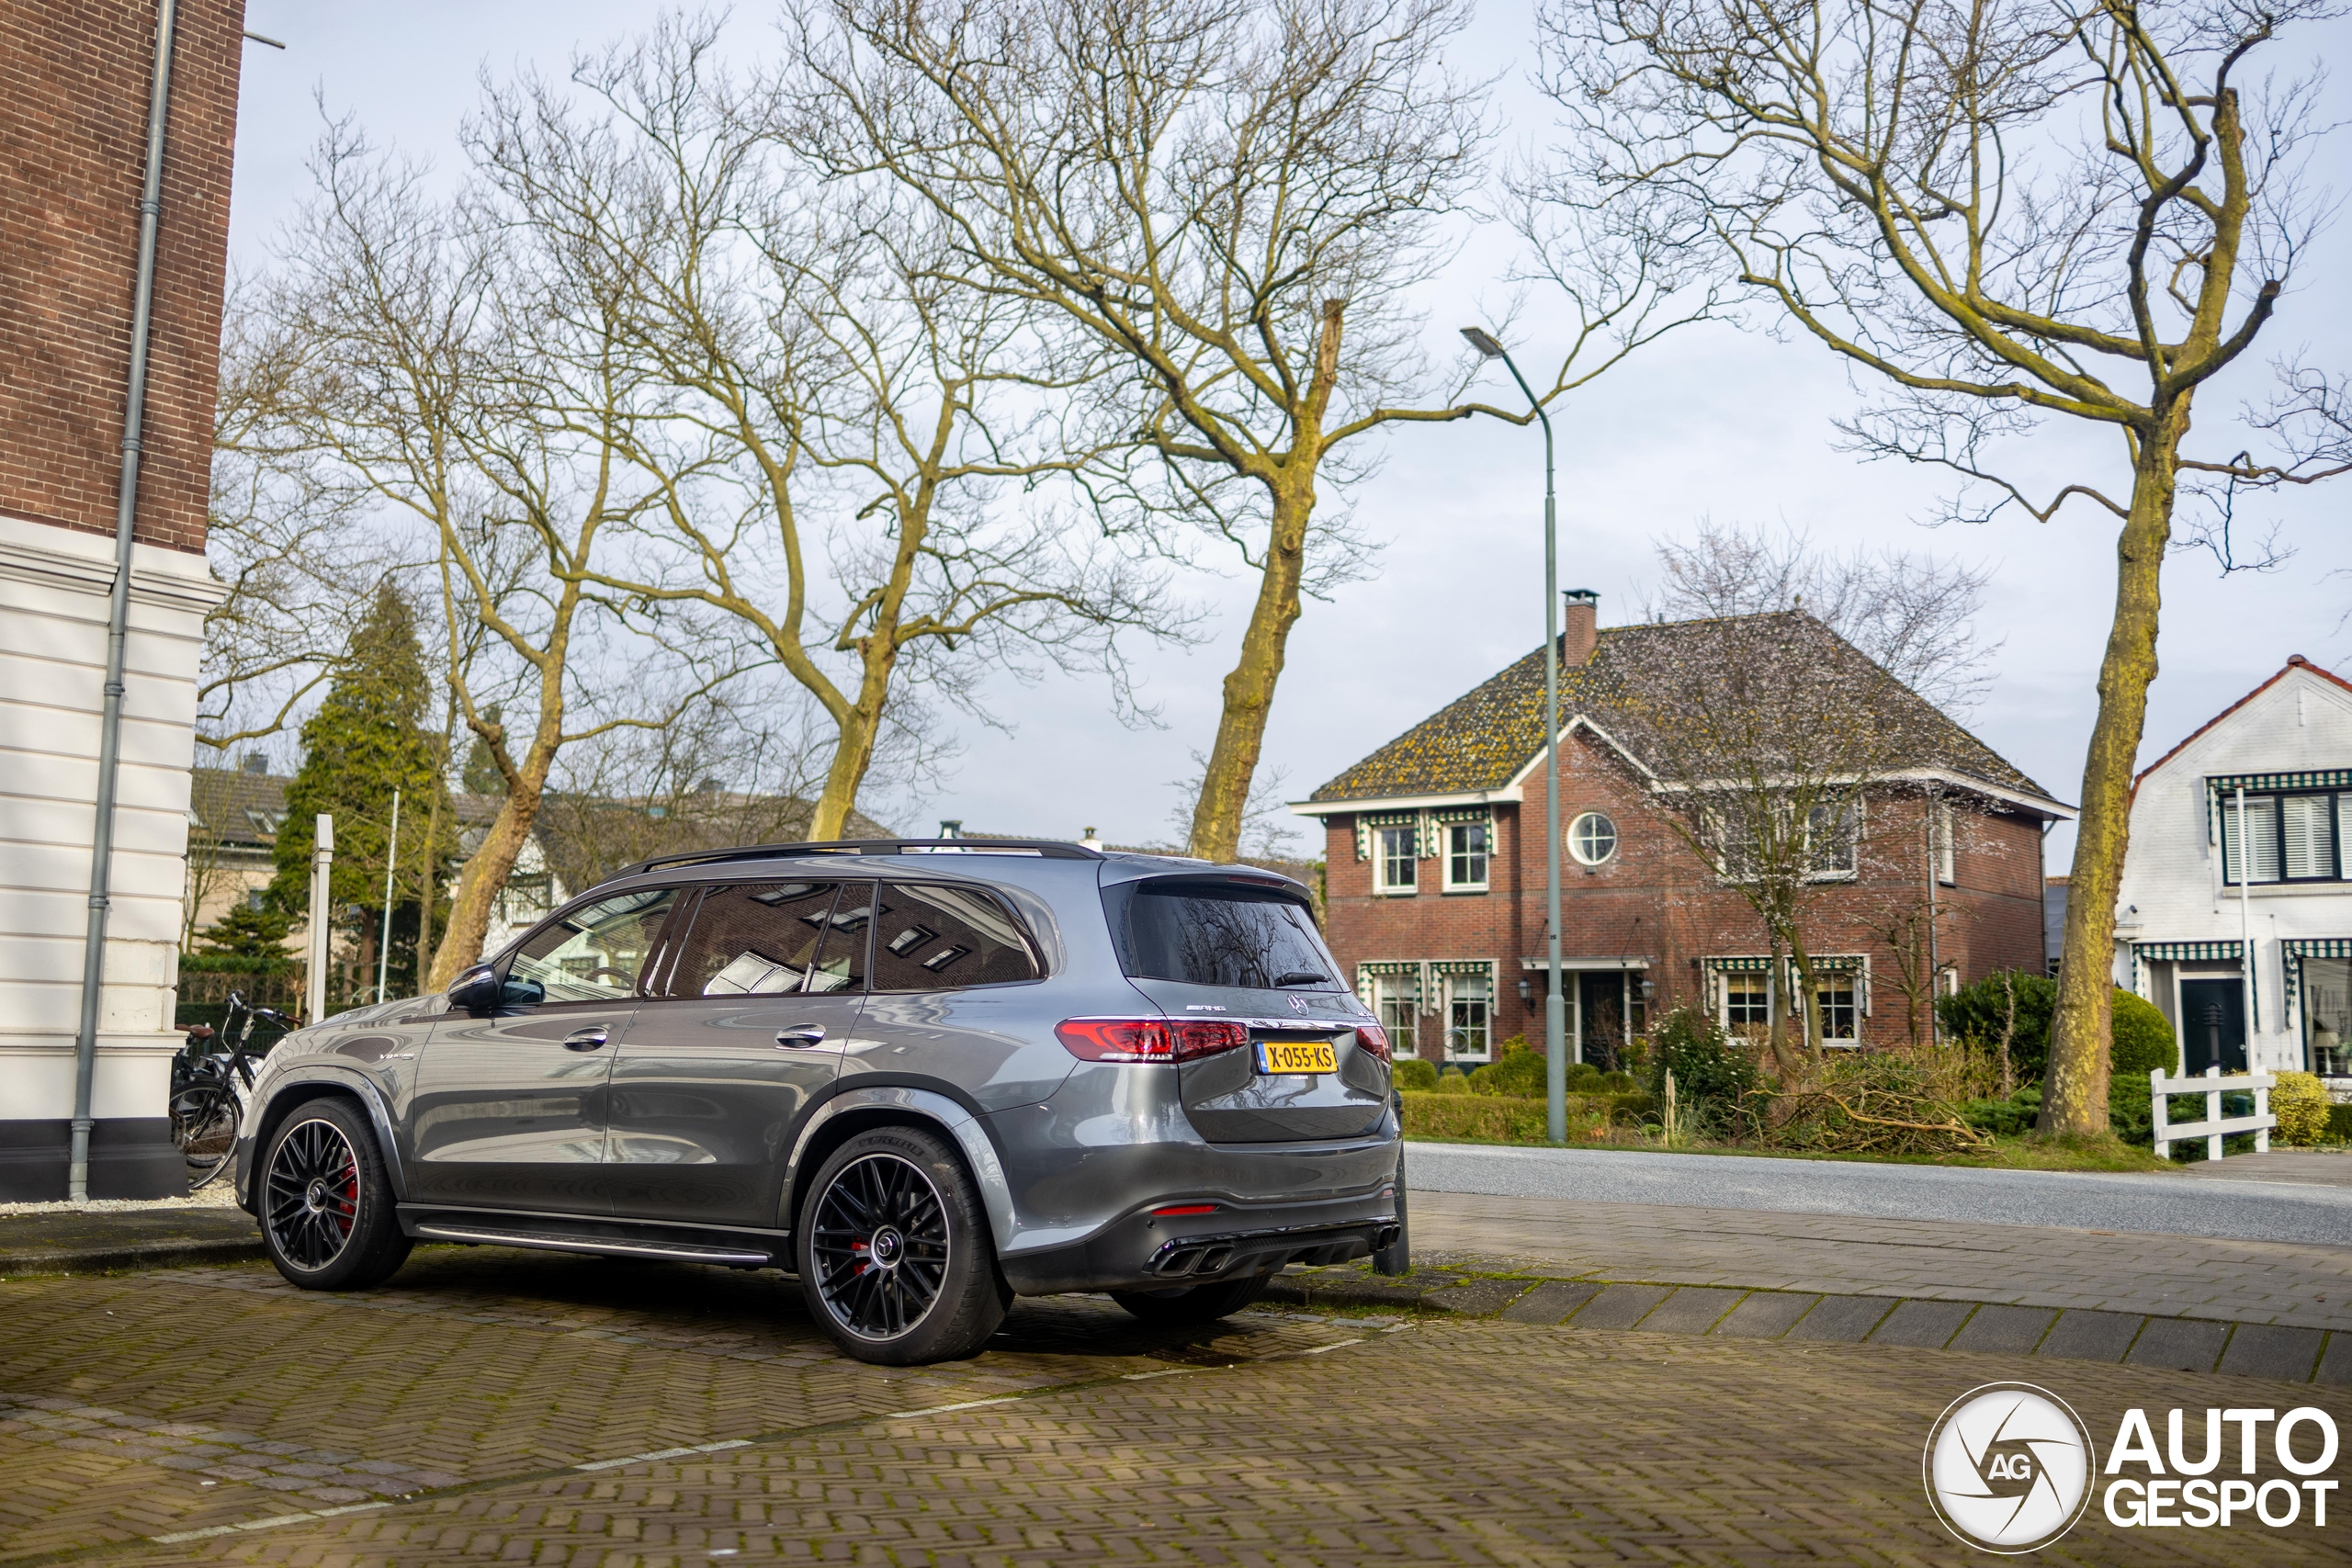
<box><xmin>1577</xmin><ymin>973</ymin><xmax>1625</xmax><ymax>1072</ymax></box>
<box><xmin>605</xmin><ymin>880</ymin><xmax>864</xmax><ymax>1229</ymax></box>
<box><xmin>409</xmin><ymin>886</ymin><xmax>684</xmax><ymax>1215</ymax></box>
<box><xmin>2178</xmin><ymin>978</ymin><xmax>2247</xmax><ymax>1076</ymax></box>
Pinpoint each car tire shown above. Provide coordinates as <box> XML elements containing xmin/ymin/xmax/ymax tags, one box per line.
<box><xmin>796</xmin><ymin>1125</ymin><xmax>1008</xmax><ymax>1366</ymax></box>
<box><xmin>1108</xmin><ymin>1271</ymin><xmax>1270</xmax><ymax>1325</ymax></box>
<box><xmin>259</xmin><ymin>1099</ymin><xmax>412</xmax><ymax>1291</ymax></box>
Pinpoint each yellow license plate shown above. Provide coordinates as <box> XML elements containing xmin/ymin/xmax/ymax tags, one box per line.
<box><xmin>1255</xmin><ymin>1039</ymin><xmax>1338</xmax><ymax>1075</ymax></box>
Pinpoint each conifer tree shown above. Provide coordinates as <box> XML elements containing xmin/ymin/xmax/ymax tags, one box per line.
<box><xmin>271</xmin><ymin>583</ymin><xmax>455</xmax><ymax>995</ymax></box>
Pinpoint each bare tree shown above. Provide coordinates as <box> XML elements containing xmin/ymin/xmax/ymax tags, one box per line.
<box><xmin>1542</xmin><ymin>0</ymin><xmax>2350</xmax><ymax>1132</ymax></box>
<box><xmin>250</xmin><ymin>124</ymin><xmax>741</xmax><ymax>988</ymax></box>
<box><xmin>1647</xmin><ymin>522</ymin><xmax>2000</xmax><ymax>714</ymax></box>
<box><xmin>468</xmin><ymin>23</ymin><xmax>1176</xmax><ymax>845</ymax></box>
<box><xmin>794</xmin><ymin>0</ymin><xmax>1713</xmax><ymax>861</ymax></box>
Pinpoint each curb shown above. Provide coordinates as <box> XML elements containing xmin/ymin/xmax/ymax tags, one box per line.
<box><xmin>0</xmin><ymin>1235</ymin><xmax>268</xmax><ymax>1277</ymax></box>
<box><xmin>1264</xmin><ymin>1262</ymin><xmax>2352</xmax><ymax>1386</ymax></box>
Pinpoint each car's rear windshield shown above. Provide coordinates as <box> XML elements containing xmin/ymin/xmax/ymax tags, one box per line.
<box><xmin>1118</xmin><ymin>881</ymin><xmax>1341</xmax><ymax>990</ymax></box>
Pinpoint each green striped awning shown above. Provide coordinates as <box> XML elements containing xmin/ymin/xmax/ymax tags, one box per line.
<box><xmin>2283</xmin><ymin>939</ymin><xmax>2352</xmax><ymax>959</ymax></box>
<box><xmin>2134</xmin><ymin>941</ymin><xmax>2244</xmax><ymax>963</ymax></box>
<box><xmin>1429</xmin><ymin>959</ymin><xmax>1493</xmax><ymax>976</ymax></box>
<box><xmin>1357</xmin><ymin>960</ymin><xmax>1419</xmax><ymax>976</ymax></box>
<box><xmin>2211</xmin><ymin>772</ymin><xmax>2352</xmax><ymax>794</ymax></box>
<box><xmin>1706</xmin><ymin>956</ymin><xmax>1775</xmax><ymax>973</ymax></box>
<box><xmin>1429</xmin><ymin>806</ymin><xmax>1492</xmax><ymax>825</ymax></box>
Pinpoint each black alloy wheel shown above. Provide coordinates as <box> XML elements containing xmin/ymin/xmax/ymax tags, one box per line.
<box><xmin>809</xmin><ymin>1152</ymin><xmax>953</xmax><ymax>1340</ymax></box>
<box><xmin>266</xmin><ymin>1115</ymin><xmax>361</xmax><ymax>1269</ymax></box>
<box><xmin>795</xmin><ymin>1125</ymin><xmax>1008</xmax><ymax>1365</ymax></box>
<box><xmin>258</xmin><ymin>1099</ymin><xmax>413</xmax><ymax>1291</ymax></box>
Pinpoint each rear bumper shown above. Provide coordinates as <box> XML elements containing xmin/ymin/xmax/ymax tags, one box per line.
<box><xmin>998</xmin><ymin>1190</ymin><xmax>1399</xmax><ymax>1296</ymax></box>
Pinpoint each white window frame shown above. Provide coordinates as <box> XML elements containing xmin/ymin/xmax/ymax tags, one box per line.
<box><xmin>1717</xmin><ymin>968</ymin><xmax>1773</xmax><ymax>1034</ymax></box>
<box><xmin>1934</xmin><ymin>801</ymin><xmax>1957</xmax><ymax>886</ymax></box>
<box><xmin>1441</xmin><ymin>968</ymin><xmax>1494</xmax><ymax>1062</ymax></box>
<box><xmin>1813</xmin><ymin>970</ymin><xmax>1861</xmax><ymax>1043</ymax></box>
<box><xmin>1804</xmin><ymin>798</ymin><xmax>1860</xmax><ymax>882</ymax></box>
<box><xmin>1442</xmin><ymin>819</ymin><xmax>1490</xmax><ymax>892</ymax></box>
<box><xmin>1364</xmin><ymin>967</ymin><xmax>1422</xmax><ymax>1057</ymax></box>
<box><xmin>1373</xmin><ymin>823</ymin><xmax>1419</xmax><ymax>896</ymax></box>
<box><xmin>1567</xmin><ymin>811</ymin><xmax>1618</xmax><ymax>866</ymax></box>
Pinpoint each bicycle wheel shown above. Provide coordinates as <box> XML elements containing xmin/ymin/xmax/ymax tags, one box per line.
<box><xmin>171</xmin><ymin>1081</ymin><xmax>241</xmax><ymax>1187</ymax></box>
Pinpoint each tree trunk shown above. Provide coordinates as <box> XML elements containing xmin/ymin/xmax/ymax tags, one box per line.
<box><xmin>2041</xmin><ymin>408</ymin><xmax>2188</xmax><ymax>1136</ymax></box>
<box><xmin>809</xmin><ymin>668</ymin><xmax>892</xmax><ymax>841</ymax></box>
<box><xmin>428</xmin><ymin>770</ymin><xmax>550</xmax><ymax>989</ymax></box>
<box><xmin>1189</xmin><ymin>478</ymin><xmax>1314</xmax><ymax>861</ymax></box>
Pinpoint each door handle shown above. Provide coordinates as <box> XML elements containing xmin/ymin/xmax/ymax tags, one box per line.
<box><xmin>562</xmin><ymin>1026</ymin><xmax>610</xmax><ymax>1052</ymax></box>
<box><xmin>775</xmin><ymin>1026</ymin><xmax>827</xmax><ymax>1049</ymax></box>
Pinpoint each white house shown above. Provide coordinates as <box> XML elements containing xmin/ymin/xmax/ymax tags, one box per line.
<box><xmin>2113</xmin><ymin>656</ymin><xmax>2352</xmax><ymax>1089</ymax></box>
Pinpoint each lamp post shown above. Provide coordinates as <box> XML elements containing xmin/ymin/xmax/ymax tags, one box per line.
<box><xmin>1461</xmin><ymin>327</ymin><xmax>1566</xmax><ymax>1145</ymax></box>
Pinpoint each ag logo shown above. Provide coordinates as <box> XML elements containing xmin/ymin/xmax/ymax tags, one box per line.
<box><xmin>1923</xmin><ymin>1382</ymin><xmax>2096</xmax><ymax>1553</ymax></box>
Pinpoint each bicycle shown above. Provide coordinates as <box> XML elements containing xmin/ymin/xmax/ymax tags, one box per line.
<box><xmin>169</xmin><ymin>992</ymin><xmax>296</xmax><ymax>1190</ymax></box>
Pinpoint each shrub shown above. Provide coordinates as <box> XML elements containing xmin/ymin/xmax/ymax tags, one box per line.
<box><xmin>1398</xmin><ymin>1090</ymin><xmax>1611</xmax><ymax>1144</ymax></box>
<box><xmin>1938</xmin><ymin>971</ymin><xmax>2056</xmax><ymax>1079</ymax></box>
<box><xmin>1756</xmin><ymin>1051</ymin><xmax>1988</xmax><ymax>1156</ymax></box>
<box><xmin>2330</xmin><ymin>1104</ymin><xmax>2352</xmax><ymax>1144</ymax></box>
<box><xmin>1468</xmin><ymin>1037</ymin><xmax>1546</xmax><ymax>1096</ymax></box>
<box><xmin>1390</xmin><ymin>1057</ymin><xmax>1439</xmax><ymax>1093</ymax></box>
<box><xmin>1646</xmin><ymin>1007</ymin><xmax>1758</xmax><ymax>1135</ymax></box>
<box><xmin>2110</xmin><ymin>991</ymin><xmax>2177</xmax><ymax>1077</ymax></box>
<box><xmin>1963</xmin><ymin>1087</ymin><xmax>2041</xmax><ymax>1137</ymax></box>
<box><xmin>2109</xmin><ymin>1072</ymin><xmax>2154</xmax><ymax>1146</ymax></box>
<box><xmin>2273</xmin><ymin>1071</ymin><xmax>2333</xmax><ymax>1146</ymax></box>
<box><xmin>1430</xmin><ymin>1070</ymin><xmax>1472</xmax><ymax>1096</ymax></box>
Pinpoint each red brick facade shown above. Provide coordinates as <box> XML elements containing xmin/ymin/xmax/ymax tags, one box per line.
<box><xmin>1</xmin><ymin>0</ymin><xmax>246</xmax><ymax>556</ymax></box>
<box><xmin>1318</xmin><ymin>727</ymin><xmax>2052</xmax><ymax>1062</ymax></box>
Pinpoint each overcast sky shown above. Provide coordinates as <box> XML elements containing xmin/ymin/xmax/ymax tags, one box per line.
<box><xmin>229</xmin><ymin>0</ymin><xmax>2352</xmax><ymax>865</ymax></box>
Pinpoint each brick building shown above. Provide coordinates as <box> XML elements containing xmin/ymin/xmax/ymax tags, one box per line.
<box><xmin>1295</xmin><ymin>595</ymin><xmax>2070</xmax><ymax>1066</ymax></box>
<box><xmin>1</xmin><ymin>1</ymin><xmax>248</xmax><ymax>1197</ymax></box>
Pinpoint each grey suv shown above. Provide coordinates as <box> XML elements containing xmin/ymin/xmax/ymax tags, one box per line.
<box><xmin>233</xmin><ymin>840</ymin><xmax>1403</xmax><ymax>1363</ymax></box>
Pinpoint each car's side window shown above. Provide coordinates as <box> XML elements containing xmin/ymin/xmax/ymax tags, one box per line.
<box><xmin>505</xmin><ymin>887</ymin><xmax>682</xmax><ymax>1007</ymax></box>
<box><xmin>868</xmin><ymin>883</ymin><xmax>1041</xmax><ymax>993</ymax></box>
<box><xmin>663</xmin><ymin>883</ymin><xmax>865</xmax><ymax>998</ymax></box>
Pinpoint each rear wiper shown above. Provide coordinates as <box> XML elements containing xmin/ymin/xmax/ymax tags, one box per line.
<box><xmin>1273</xmin><ymin>971</ymin><xmax>1329</xmax><ymax>987</ymax></box>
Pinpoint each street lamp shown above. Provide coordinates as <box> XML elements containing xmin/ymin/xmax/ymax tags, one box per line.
<box><xmin>1461</xmin><ymin>326</ymin><xmax>1567</xmax><ymax>1145</ymax></box>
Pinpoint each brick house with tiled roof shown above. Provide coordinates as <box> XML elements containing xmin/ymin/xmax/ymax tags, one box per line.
<box><xmin>1293</xmin><ymin>595</ymin><xmax>2073</xmax><ymax>1065</ymax></box>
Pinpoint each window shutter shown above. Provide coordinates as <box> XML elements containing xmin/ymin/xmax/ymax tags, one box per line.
<box><xmin>2284</xmin><ymin>795</ymin><xmax>2334</xmax><ymax>879</ymax></box>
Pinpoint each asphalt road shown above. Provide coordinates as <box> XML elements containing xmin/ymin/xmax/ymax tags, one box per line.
<box><xmin>1405</xmin><ymin>1141</ymin><xmax>2352</xmax><ymax>1247</ymax></box>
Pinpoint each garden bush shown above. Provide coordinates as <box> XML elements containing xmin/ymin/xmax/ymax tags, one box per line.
<box><xmin>1645</xmin><ymin>1007</ymin><xmax>1758</xmax><ymax>1135</ymax></box>
<box><xmin>2330</xmin><ymin>1104</ymin><xmax>2352</xmax><ymax>1144</ymax></box>
<box><xmin>1937</xmin><ymin>971</ymin><xmax>2055</xmax><ymax>1079</ymax></box>
<box><xmin>1390</xmin><ymin>1057</ymin><xmax>1440</xmax><ymax>1093</ymax></box>
<box><xmin>1430</xmin><ymin>1070</ymin><xmax>1471</xmax><ymax>1096</ymax></box>
<box><xmin>1468</xmin><ymin>1038</ymin><xmax>1545</xmax><ymax>1096</ymax></box>
<box><xmin>2273</xmin><ymin>1070</ymin><xmax>2332</xmax><ymax>1145</ymax></box>
<box><xmin>2109</xmin><ymin>991</ymin><xmax>2177</xmax><ymax>1077</ymax></box>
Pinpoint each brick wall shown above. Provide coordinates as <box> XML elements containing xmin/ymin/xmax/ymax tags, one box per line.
<box><xmin>1</xmin><ymin>0</ymin><xmax>245</xmax><ymax>556</ymax></box>
<box><xmin>1322</xmin><ymin>728</ymin><xmax>2052</xmax><ymax>1057</ymax></box>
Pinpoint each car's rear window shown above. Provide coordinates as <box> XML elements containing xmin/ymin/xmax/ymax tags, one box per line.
<box><xmin>1120</xmin><ymin>882</ymin><xmax>1340</xmax><ymax>990</ymax></box>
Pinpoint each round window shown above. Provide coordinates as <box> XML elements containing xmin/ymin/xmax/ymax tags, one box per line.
<box><xmin>1569</xmin><ymin>812</ymin><xmax>1618</xmax><ymax>865</ymax></box>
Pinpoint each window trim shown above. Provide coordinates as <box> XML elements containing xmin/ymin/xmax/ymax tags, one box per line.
<box><xmin>1442</xmin><ymin>818</ymin><xmax>1491</xmax><ymax>893</ymax></box>
<box><xmin>865</xmin><ymin>879</ymin><xmax>1046</xmax><ymax>994</ymax></box>
<box><xmin>1567</xmin><ymin>811</ymin><xmax>1618</xmax><ymax>867</ymax></box>
<box><xmin>1438</xmin><ymin>963</ymin><xmax>1495</xmax><ymax>1063</ymax></box>
<box><xmin>1804</xmin><ymin>798</ymin><xmax>1860</xmax><ymax>883</ymax></box>
<box><xmin>2221</xmin><ymin>788</ymin><xmax>2344</xmax><ymax>886</ymax></box>
<box><xmin>1373</xmin><ymin>822</ymin><xmax>1420</xmax><ymax>896</ymax></box>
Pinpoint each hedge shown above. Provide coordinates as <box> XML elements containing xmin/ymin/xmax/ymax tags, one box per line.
<box><xmin>1399</xmin><ymin>1090</ymin><xmax>1654</xmax><ymax>1145</ymax></box>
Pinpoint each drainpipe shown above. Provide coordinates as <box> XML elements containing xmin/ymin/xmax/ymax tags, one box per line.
<box><xmin>70</xmin><ymin>0</ymin><xmax>183</xmax><ymax>1202</ymax></box>
<box><xmin>2236</xmin><ymin>787</ymin><xmax>2256</xmax><ymax>1059</ymax></box>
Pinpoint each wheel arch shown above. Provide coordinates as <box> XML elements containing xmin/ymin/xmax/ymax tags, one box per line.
<box><xmin>243</xmin><ymin>1071</ymin><xmax>407</xmax><ymax>1211</ymax></box>
<box><xmin>782</xmin><ymin>1087</ymin><xmax>1014</xmax><ymax>1254</ymax></box>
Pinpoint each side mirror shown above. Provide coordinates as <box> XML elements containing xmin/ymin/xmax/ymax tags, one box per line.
<box><xmin>447</xmin><ymin>964</ymin><xmax>502</xmax><ymax>1014</ymax></box>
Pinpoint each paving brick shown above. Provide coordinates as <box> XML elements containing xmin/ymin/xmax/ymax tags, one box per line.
<box><xmin>1421</xmin><ymin>1278</ymin><xmax>1534</xmax><ymax>1315</ymax></box>
<box><xmin>1564</xmin><ymin>1283</ymin><xmax>1674</xmax><ymax>1330</ymax></box>
<box><xmin>1631</xmin><ymin>1287</ymin><xmax>1747</xmax><ymax>1336</ymax></box>
<box><xmin>1868</xmin><ymin>1299</ymin><xmax>1975</xmax><ymax>1348</ymax></box>
<box><xmin>1710</xmin><ymin>1292</ymin><xmax>1820</xmax><ymax>1339</ymax></box>
<box><xmin>2217</xmin><ymin>1324</ymin><xmax>2325</xmax><ymax>1383</ymax></box>
<box><xmin>1498</xmin><ymin>1280</ymin><xmax>1600</xmax><ymax>1325</ymax></box>
<box><xmin>1947</xmin><ymin>1304</ymin><xmax>2057</xmax><ymax>1356</ymax></box>
<box><xmin>2039</xmin><ymin>1310</ymin><xmax>2145</xmax><ymax>1364</ymax></box>
<box><xmin>2316</xmin><ymin>1335</ymin><xmax>2352</xmax><ymax>1387</ymax></box>
<box><xmin>2128</xmin><ymin>1316</ymin><xmax>2232</xmax><ymax>1373</ymax></box>
<box><xmin>1786</xmin><ymin>1295</ymin><xmax>1896</xmax><ymax>1343</ymax></box>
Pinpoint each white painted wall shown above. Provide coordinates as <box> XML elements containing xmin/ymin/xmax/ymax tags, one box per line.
<box><xmin>2113</xmin><ymin>661</ymin><xmax>2352</xmax><ymax>1075</ymax></box>
<box><xmin>0</xmin><ymin>513</ymin><xmax>227</xmax><ymax>1122</ymax></box>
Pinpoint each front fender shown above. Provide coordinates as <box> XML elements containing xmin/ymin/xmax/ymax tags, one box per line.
<box><xmin>238</xmin><ymin>1066</ymin><xmax>410</xmax><ymax>1212</ymax></box>
<box><xmin>781</xmin><ymin>1085</ymin><xmax>1016</xmax><ymax>1253</ymax></box>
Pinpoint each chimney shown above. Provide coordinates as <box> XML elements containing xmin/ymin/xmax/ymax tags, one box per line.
<box><xmin>1562</xmin><ymin>590</ymin><xmax>1599</xmax><ymax>666</ymax></box>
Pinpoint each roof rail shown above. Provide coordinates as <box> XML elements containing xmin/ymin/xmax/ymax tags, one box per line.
<box><xmin>612</xmin><ymin>837</ymin><xmax>1104</xmax><ymax>880</ymax></box>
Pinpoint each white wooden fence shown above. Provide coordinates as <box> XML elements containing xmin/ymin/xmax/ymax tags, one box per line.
<box><xmin>2151</xmin><ymin>1066</ymin><xmax>2276</xmax><ymax>1160</ymax></box>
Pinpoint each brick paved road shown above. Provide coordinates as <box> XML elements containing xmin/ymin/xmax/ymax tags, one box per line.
<box><xmin>3</xmin><ymin>1248</ymin><xmax>2348</xmax><ymax>1566</ymax></box>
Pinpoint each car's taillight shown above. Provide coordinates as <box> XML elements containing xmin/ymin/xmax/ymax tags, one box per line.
<box><xmin>1355</xmin><ymin>1022</ymin><xmax>1391</xmax><ymax>1061</ymax></box>
<box><xmin>1055</xmin><ymin>1017</ymin><xmax>1249</xmax><ymax>1063</ymax></box>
